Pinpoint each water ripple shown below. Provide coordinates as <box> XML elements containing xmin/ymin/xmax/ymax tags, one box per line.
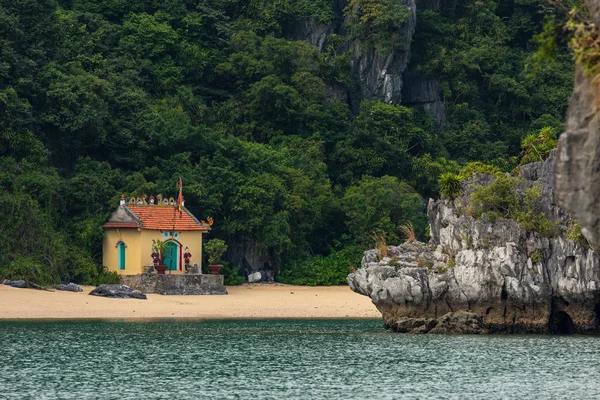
<box><xmin>0</xmin><ymin>319</ymin><xmax>599</xmax><ymax>399</ymax></box>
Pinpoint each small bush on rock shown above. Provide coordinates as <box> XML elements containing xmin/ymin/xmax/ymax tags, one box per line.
<box><xmin>566</xmin><ymin>218</ymin><xmax>589</xmax><ymax>247</ymax></box>
<box><xmin>518</xmin><ymin>127</ymin><xmax>557</xmax><ymax>167</ymax></box>
<box><xmin>439</xmin><ymin>172</ymin><xmax>463</xmax><ymax>199</ymax></box>
<box><xmin>469</xmin><ymin>175</ymin><xmax>518</xmax><ymax>221</ymax></box>
<box><xmin>514</xmin><ymin>184</ymin><xmax>557</xmax><ymax>237</ymax></box>
<box><xmin>468</xmin><ymin>178</ymin><xmax>557</xmax><ymax>237</ymax></box>
<box><xmin>459</xmin><ymin>162</ymin><xmax>502</xmax><ymax>179</ymax></box>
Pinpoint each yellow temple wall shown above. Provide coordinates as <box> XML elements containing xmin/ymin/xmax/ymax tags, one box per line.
<box><xmin>102</xmin><ymin>228</ymin><xmax>143</xmax><ymax>275</ymax></box>
<box><xmin>104</xmin><ymin>229</ymin><xmax>204</xmax><ymax>275</ymax></box>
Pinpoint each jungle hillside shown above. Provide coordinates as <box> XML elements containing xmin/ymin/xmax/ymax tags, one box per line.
<box><xmin>0</xmin><ymin>0</ymin><xmax>574</xmax><ymax>285</ymax></box>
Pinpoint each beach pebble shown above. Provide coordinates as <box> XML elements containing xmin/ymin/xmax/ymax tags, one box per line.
<box><xmin>57</xmin><ymin>283</ymin><xmax>83</xmax><ymax>292</ymax></box>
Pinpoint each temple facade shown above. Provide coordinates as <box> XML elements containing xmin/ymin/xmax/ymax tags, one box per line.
<box><xmin>102</xmin><ymin>195</ymin><xmax>210</xmax><ymax>275</ymax></box>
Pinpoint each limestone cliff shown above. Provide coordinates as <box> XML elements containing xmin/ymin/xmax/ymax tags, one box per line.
<box><xmin>349</xmin><ymin>152</ymin><xmax>600</xmax><ymax>333</ymax></box>
<box><xmin>554</xmin><ymin>0</ymin><xmax>600</xmax><ymax>244</ymax></box>
<box><xmin>347</xmin><ymin>0</ymin><xmax>417</xmax><ymax>104</ymax></box>
<box><xmin>286</xmin><ymin>0</ymin><xmax>421</xmax><ymax>106</ymax></box>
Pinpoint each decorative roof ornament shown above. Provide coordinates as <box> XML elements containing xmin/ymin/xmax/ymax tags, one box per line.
<box><xmin>149</xmin><ymin>196</ymin><xmax>155</xmax><ymax>205</ymax></box>
<box><xmin>120</xmin><ymin>194</ymin><xmax>126</xmax><ymax>206</ymax></box>
<box><xmin>200</xmin><ymin>216</ymin><xmax>214</xmax><ymax>227</ymax></box>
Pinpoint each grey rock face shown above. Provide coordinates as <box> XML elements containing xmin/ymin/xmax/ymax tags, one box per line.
<box><xmin>89</xmin><ymin>284</ymin><xmax>147</xmax><ymax>299</ymax></box>
<box><xmin>554</xmin><ymin>66</ymin><xmax>600</xmax><ymax>245</ymax></box>
<box><xmin>56</xmin><ymin>283</ymin><xmax>83</xmax><ymax>292</ymax></box>
<box><xmin>402</xmin><ymin>71</ymin><xmax>446</xmax><ymax>126</ymax></box>
<box><xmin>554</xmin><ymin>0</ymin><xmax>600</xmax><ymax>244</ymax></box>
<box><xmin>349</xmin><ymin>153</ymin><xmax>600</xmax><ymax>333</ymax></box>
<box><xmin>285</xmin><ymin>18</ymin><xmax>336</xmax><ymax>52</ymax></box>
<box><xmin>228</xmin><ymin>238</ymin><xmax>274</xmax><ymax>277</ymax></box>
<box><xmin>287</xmin><ymin>0</ymin><xmax>418</xmax><ymax>107</ymax></box>
<box><xmin>348</xmin><ymin>0</ymin><xmax>417</xmax><ymax>104</ymax></box>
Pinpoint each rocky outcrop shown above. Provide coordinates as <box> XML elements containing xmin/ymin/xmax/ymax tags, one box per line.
<box><xmin>394</xmin><ymin>311</ymin><xmax>488</xmax><ymax>334</ymax></box>
<box><xmin>554</xmin><ymin>0</ymin><xmax>600</xmax><ymax>245</ymax></box>
<box><xmin>554</xmin><ymin>65</ymin><xmax>600</xmax><ymax>245</ymax></box>
<box><xmin>349</xmin><ymin>153</ymin><xmax>600</xmax><ymax>333</ymax></box>
<box><xmin>89</xmin><ymin>284</ymin><xmax>147</xmax><ymax>299</ymax></box>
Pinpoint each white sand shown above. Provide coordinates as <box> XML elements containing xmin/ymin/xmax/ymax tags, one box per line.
<box><xmin>0</xmin><ymin>283</ymin><xmax>380</xmax><ymax>319</ymax></box>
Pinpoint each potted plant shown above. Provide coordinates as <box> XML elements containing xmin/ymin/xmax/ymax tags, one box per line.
<box><xmin>152</xmin><ymin>239</ymin><xmax>168</xmax><ymax>275</ymax></box>
<box><xmin>205</xmin><ymin>239</ymin><xmax>227</xmax><ymax>275</ymax></box>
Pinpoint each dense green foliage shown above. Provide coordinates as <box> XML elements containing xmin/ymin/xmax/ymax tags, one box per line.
<box><xmin>0</xmin><ymin>0</ymin><xmax>573</xmax><ymax>285</ymax></box>
<box><xmin>278</xmin><ymin>246</ymin><xmax>363</xmax><ymax>286</ymax></box>
<box><xmin>410</xmin><ymin>0</ymin><xmax>573</xmax><ymax>162</ymax></box>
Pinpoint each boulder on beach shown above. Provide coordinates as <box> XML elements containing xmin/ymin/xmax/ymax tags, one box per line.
<box><xmin>57</xmin><ymin>283</ymin><xmax>83</xmax><ymax>292</ymax></box>
<box><xmin>9</xmin><ymin>280</ymin><xmax>27</xmax><ymax>289</ymax></box>
<box><xmin>89</xmin><ymin>284</ymin><xmax>147</xmax><ymax>299</ymax></box>
<box><xmin>248</xmin><ymin>271</ymin><xmax>262</xmax><ymax>283</ymax></box>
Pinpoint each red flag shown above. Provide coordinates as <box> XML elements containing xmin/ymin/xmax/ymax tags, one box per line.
<box><xmin>177</xmin><ymin>177</ymin><xmax>183</xmax><ymax>218</ymax></box>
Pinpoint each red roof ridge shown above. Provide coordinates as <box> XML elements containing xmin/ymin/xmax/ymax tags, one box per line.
<box><xmin>124</xmin><ymin>204</ymin><xmax>209</xmax><ymax>232</ymax></box>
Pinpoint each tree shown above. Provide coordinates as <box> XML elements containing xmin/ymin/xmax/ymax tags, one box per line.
<box><xmin>341</xmin><ymin>175</ymin><xmax>427</xmax><ymax>246</ymax></box>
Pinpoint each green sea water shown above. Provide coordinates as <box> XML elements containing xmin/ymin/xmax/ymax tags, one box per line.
<box><xmin>1</xmin><ymin>319</ymin><xmax>599</xmax><ymax>399</ymax></box>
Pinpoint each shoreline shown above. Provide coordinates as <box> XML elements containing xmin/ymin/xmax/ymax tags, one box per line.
<box><xmin>0</xmin><ymin>283</ymin><xmax>381</xmax><ymax>320</ymax></box>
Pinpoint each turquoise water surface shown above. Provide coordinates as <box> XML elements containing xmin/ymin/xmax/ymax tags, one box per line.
<box><xmin>1</xmin><ymin>319</ymin><xmax>599</xmax><ymax>399</ymax></box>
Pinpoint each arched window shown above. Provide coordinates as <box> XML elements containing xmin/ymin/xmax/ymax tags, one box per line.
<box><xmin>117</xmin><ymin>241</ymin><xmax>126</xmax><ymax>270</ymax></box>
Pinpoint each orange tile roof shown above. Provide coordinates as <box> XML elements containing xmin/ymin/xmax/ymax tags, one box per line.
<box><xmin>103</xmin><ymin>222</ymin><xmax>139</xmax><ymax>229</ymax></box>
<box><xmin>126</xmin><ymin>205</ymin><xmax>209</xmax><ymax>231</ymax></box>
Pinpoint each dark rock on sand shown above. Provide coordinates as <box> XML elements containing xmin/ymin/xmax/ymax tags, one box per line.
<box><xmin>89</xmin><ymin>284</ymin><xmax>147</xmax><ymax>299</ymax></box>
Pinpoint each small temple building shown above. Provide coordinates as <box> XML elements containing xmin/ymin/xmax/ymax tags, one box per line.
<box><xmin>102</xmin><ymin>195</ymin><xmax>210</xmax><ymax>275</ymax></box>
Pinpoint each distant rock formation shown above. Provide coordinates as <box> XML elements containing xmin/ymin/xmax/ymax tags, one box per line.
<box><xmin>286</xmin><ymin>0</ymin><xmax>438</xmax><ymax>113</ymax></box>
<box><xmin>349</xmin><ymin>152</ymin><xmax>600</xmax><ymax>333</ymax></box>
<box><xmin>347</xmin><ymin>0</ymin><xmax>417</xmax><ymax>105</ymax></box>
<box><xmin>554</xmin><ymin>0</ymin><xmax>600</xmax><ymax>245</ymax></box>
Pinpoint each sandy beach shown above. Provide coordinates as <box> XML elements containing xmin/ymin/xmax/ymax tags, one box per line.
<box><xmin>0</xmin><ymin>284</ymin><xmax>380</xmax><ymax>320</ymax></box>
